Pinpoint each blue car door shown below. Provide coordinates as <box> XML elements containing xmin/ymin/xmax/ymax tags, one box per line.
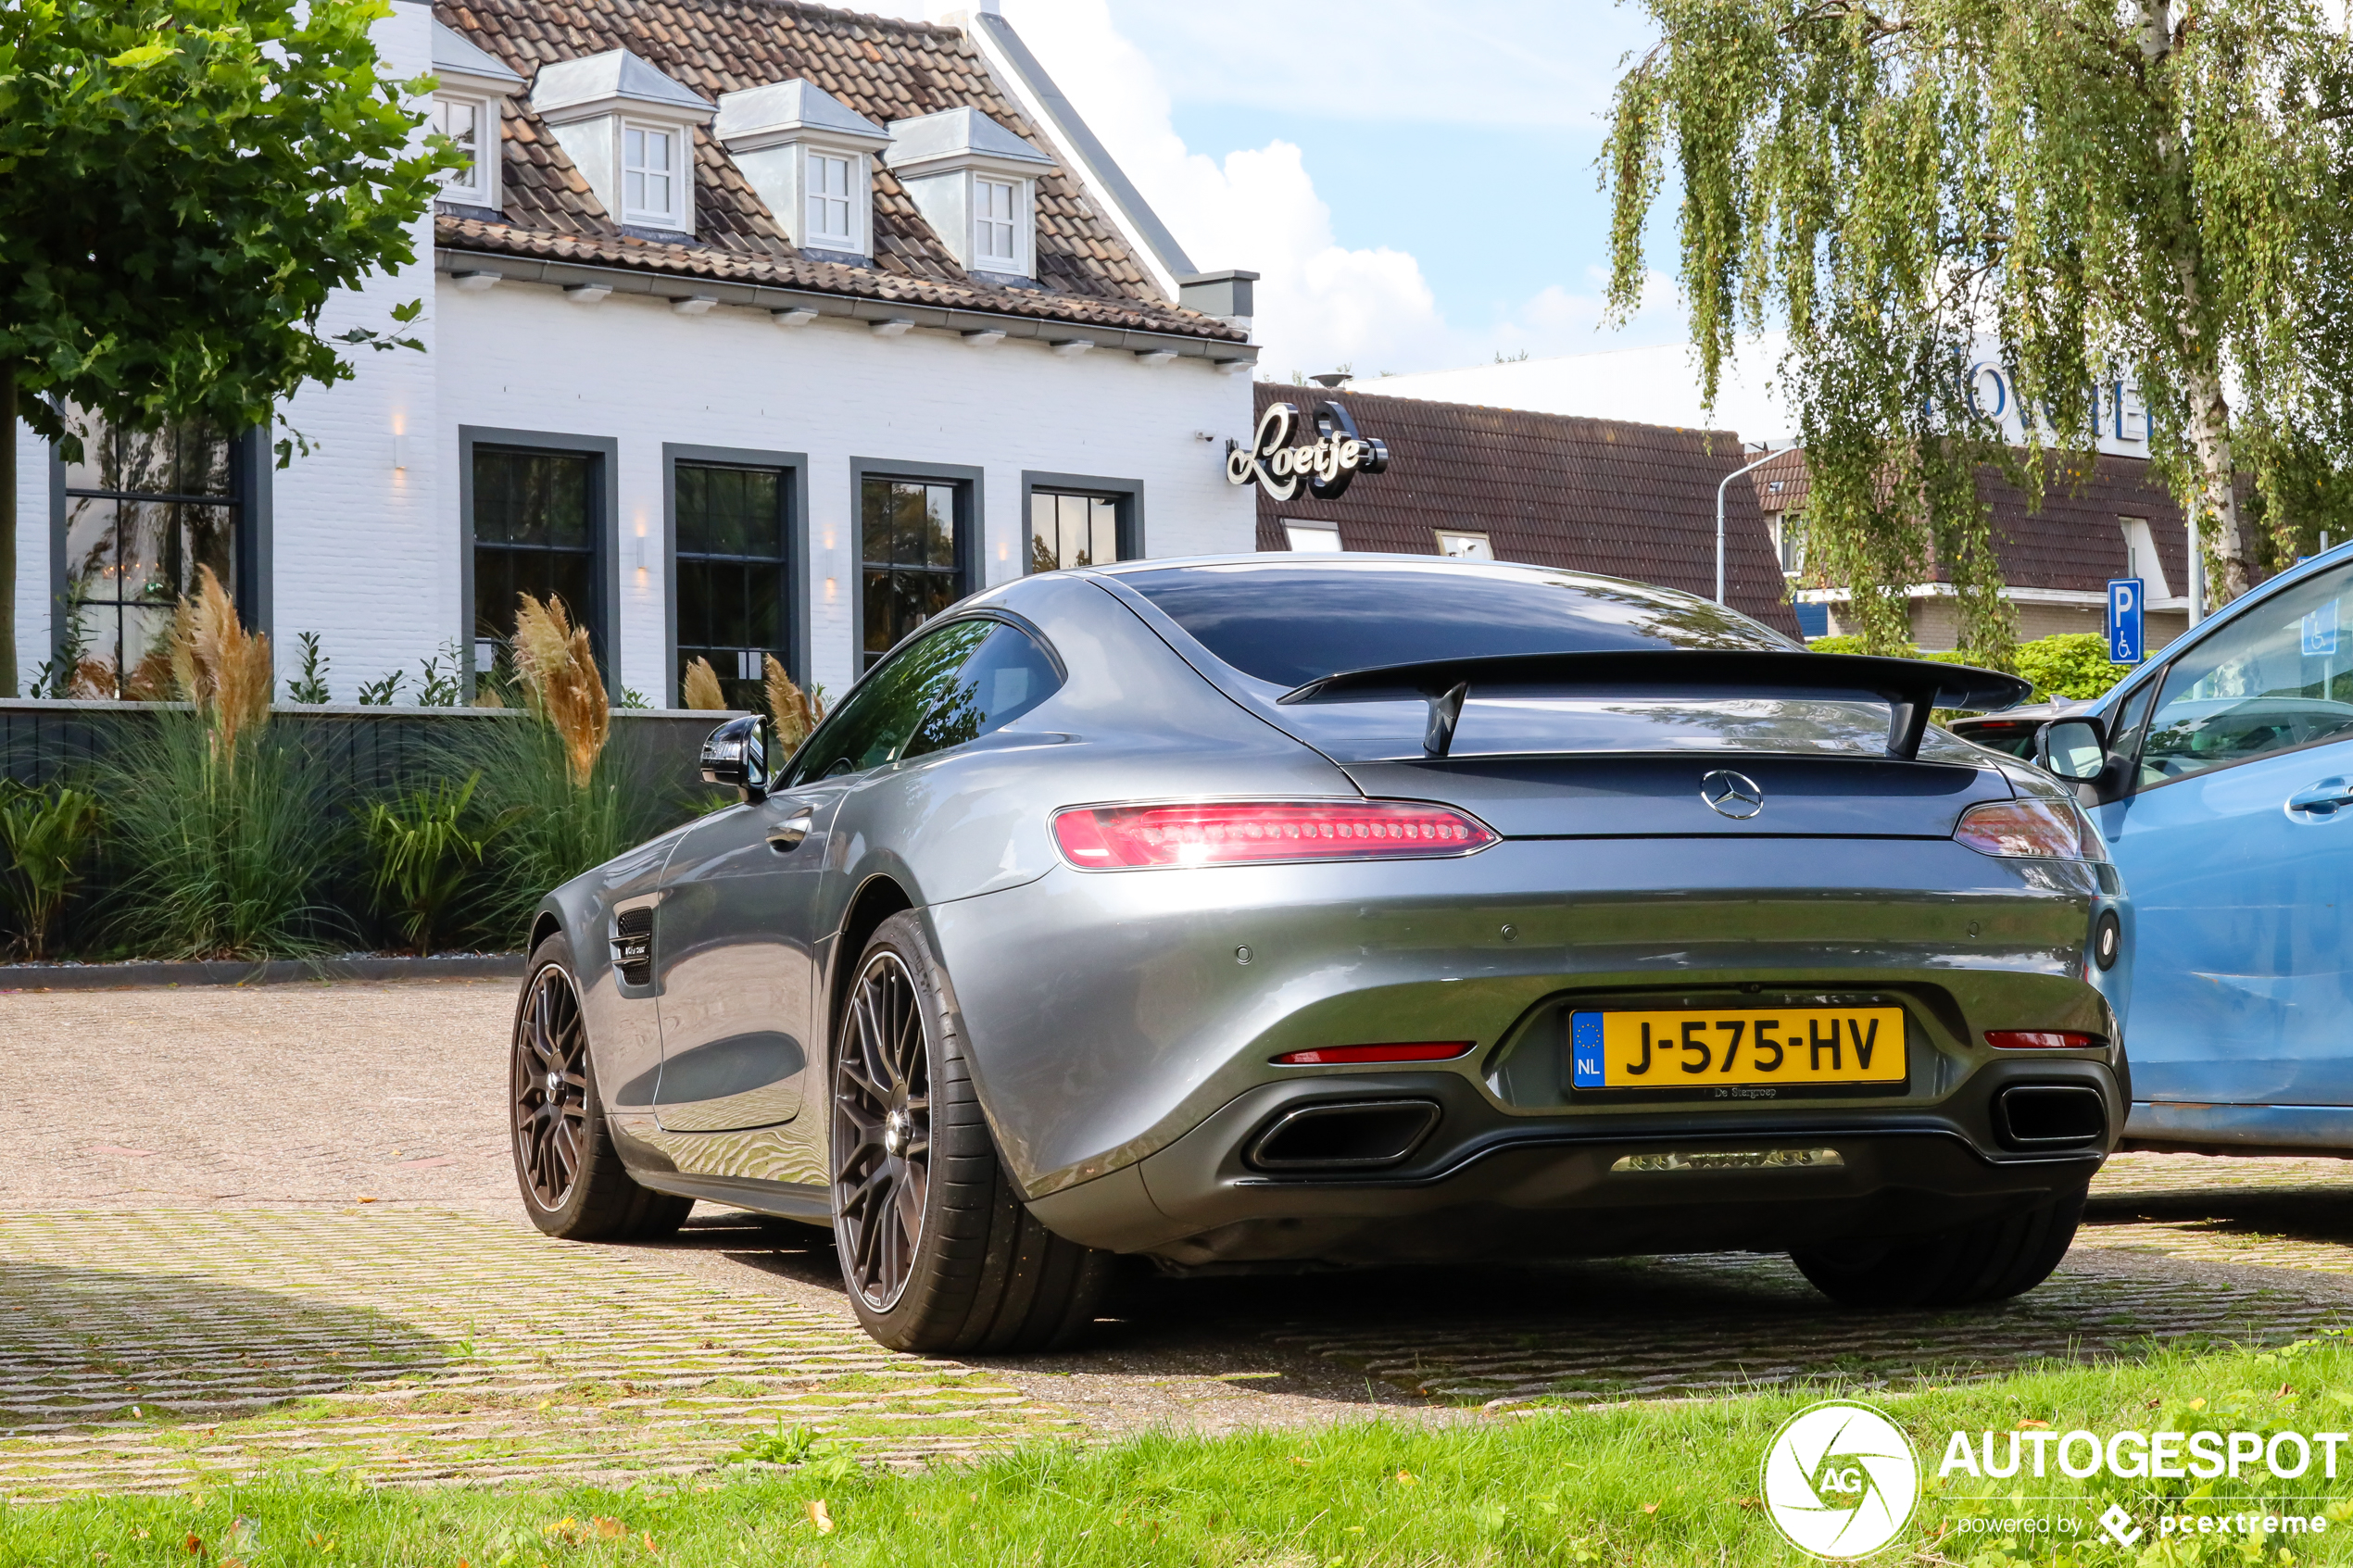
<box><xmin>2101</xmin><ymin>557</ymin><xmax>2353</xmax><ymax>1106</ymax></box>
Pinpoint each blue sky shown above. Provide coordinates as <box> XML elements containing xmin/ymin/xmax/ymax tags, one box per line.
<box><xmin>967</xmin><ymin>0</ymin><xmax>1692</xmax><ymax>381</ymax></box>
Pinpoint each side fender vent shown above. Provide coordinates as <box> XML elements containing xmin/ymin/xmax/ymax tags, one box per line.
<box><xmin>611</xmin><ymin>907</ymin><xmax>654</xmax><ymax>987</ymax></box>
<box><xmin>1247</xmin><ymin>1098</ymin><xmax>1441</xmax><ymax>1172</ymax></box>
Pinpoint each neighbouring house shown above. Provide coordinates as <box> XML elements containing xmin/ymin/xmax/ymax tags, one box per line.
<box><xmin>1747</xmin><ymin>448</ymin><xmax>2202</xmax><ymax>652</ymax></box>
<box><xmin>1236</xmin><ymin>383</ymin><xmax>1802</xmax><ymax>637</ymax></box>
<box><xmin>8</xmin><ymin>0</ymin><xmax>1262</xmax><ymax>707</ymax></box>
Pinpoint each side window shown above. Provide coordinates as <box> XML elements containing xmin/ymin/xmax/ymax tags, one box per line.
<box><xmin>2136</xmin><ymin>564</ymin><xmax>2353</xmax><ymax>790</ymax></box>
<box><xmin>903</xmin><ymin>624</ymin><xmax>1063</xmax><ymax>759</ymax></box>
<box><xmin>785</xmin><ymin>621</ymin><xmax>990</xmax><ymax>784</ymax></box>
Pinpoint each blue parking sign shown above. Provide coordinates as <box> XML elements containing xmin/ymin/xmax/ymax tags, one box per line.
<box><xmin>2108</xmin><ymin>579</ymin><xmax>2145</xmax><ymax>665</ymax></box>
<box><xmin>2303</xmin><ymin>599</ymin><xmax>2338</xmax><ymax>657</ymax></box>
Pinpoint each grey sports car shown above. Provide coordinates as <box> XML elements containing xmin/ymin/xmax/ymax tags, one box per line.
<box><xmin>509</xmin><ymin>556</ymin><xmax>2129</xmax><ymax>1354</ymax></box>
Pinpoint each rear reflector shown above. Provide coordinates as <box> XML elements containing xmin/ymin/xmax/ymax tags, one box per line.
<box><xmin>1052</xmin><ymin>799</ymin><xmax>1497</xmax><ymax>869</ymax></box>
<box><xmin>1984</xmin><ymin>1030</ymin><xmax>2106</xmax><ymax>1050</ymax></box>
<box><xmin>1954</xmin><ymin>798</ymin><xmax>2107</xmax><ymax>860</ymax></box>
<box><xmin>1272</xmin><ymin>1041</ymin><xmax>1476</xmax><ymax>1066</ymax></box>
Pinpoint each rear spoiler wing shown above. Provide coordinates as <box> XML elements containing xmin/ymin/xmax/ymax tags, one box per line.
<box><xmin>1277</xmin><ymin>650</ymin><xmax>2031</xmax><ymax>761</ymax></box>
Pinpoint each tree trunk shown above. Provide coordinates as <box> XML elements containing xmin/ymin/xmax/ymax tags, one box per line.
<box><xmin>0</xmin><ymin>360</ymin><xmax>17</xmax><ymax>697</ymax></box>
<box><xmin>2140</xmin><ymin>0</ymin><xmax>2252</xmax><ymax>605</ymax></box>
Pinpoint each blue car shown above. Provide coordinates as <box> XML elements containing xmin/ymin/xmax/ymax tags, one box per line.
<box><xmin>2024</xmin><ymin>543</ymin><xmax>2353</xmax><ymax>1151</ymax></box>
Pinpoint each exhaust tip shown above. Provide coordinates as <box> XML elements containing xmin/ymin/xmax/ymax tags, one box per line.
<box><xmin>1247</xmin><ymin>1098</ymin><xmax>1441</xmax><ymax>1172</ymax></box>
<box><xmin>1994</xmin><ymin>1084</ymin><xmax>2108</xmax><ymax>1148</ymax></box>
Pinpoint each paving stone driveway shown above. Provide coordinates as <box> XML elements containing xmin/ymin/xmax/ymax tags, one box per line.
<box><xmin>6</xmin><ymin>979</ymin><xmax>2353</xmax><ymax>1498</ymax></box>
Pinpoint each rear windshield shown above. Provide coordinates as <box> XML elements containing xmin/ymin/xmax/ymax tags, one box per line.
<box><xmin>1124</xmin><ymin>560</ymin><xmax>1795</xmax><ymax>688</ymax></box>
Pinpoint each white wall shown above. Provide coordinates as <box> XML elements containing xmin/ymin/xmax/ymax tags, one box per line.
<box><xmin>270</xmin><ymin>0</ymin><xmax>445</xmax><ymax>696</ymax></box>
<box><xmin>435</xmin><ymin>280</ymin><xmax>1252</xmax><ymax>702</ymax></box>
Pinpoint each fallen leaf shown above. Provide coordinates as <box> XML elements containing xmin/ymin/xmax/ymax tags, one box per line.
<box><xmin>806</xmin><ymin>1499</ymin><xmax>835</xmax><ymax>1535</ymax></box>
<box><xmin>2280</xmin><ymin>1383</ymin><xmax>2296</xmax><ymax>1398</ymax></box>
<box><xmin>2189</xmin><ymin>1398</ymin><xmax>2206</xmax><ymax>1410</ymax></box>
<box><xmin>1641</xmin><ymin>1503</ymin><xmax>1659</xmax><ymax>1514</ymax></box>
<box><xmin>1394</xmin><ymin>1471</ymin><xmax>1418</xmax><ymax>1486</ymax></box>
<box><xmin>1290</xmin><ymin>1455</ymin><xmax>1311</xmax><ymax>1468</ymax></box>
<box><xmin>1734</xmin><ymin>1498</ymin><xmax>1760</xmax><ymax>1512</ymax></box>
<box><xmin>355</xmin><ymin>1196</ymin><xmax>378</xmax><ymax>1204</ymax></box>
<box><xmin>2015</xmin><ymin>1419</ymin><xmax>2051</xmax><ymax>1430</ymax></box>
<box><xmin>593</xmin><ymin>1518</ymin><xmax>624</xmax><ymax>1540</ymax></box>
<box><xmin>184</xmin><ymin>1535</ymin><xmax>203</xmax><ymax>1556</ymax></box>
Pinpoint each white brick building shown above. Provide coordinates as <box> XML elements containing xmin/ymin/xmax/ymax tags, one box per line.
<box><xmin>10</xmin><ymin>0</ymin><xmax>1259</xmax><ymax>706</ymax></box>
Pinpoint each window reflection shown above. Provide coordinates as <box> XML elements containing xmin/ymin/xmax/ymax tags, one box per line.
<box><xmin>860</xmin><ymin>477</ymin><xmax>963</xmax><ymax>671</ymax></box>
<box><xmin>57</xmin><ymin>409</ymin><xmax>239</xmax><ymax>699</ymax></box>
<box><xmin>1028</xmin><ymin>491</ymin><xmax>1119</xmax><ymax>572</ymax></box>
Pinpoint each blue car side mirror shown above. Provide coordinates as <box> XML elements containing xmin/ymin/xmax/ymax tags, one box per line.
<box><xmin>2036</xmin><ymin>717</ymin><xmax>2108</xmax><ymax>784</ymax></box>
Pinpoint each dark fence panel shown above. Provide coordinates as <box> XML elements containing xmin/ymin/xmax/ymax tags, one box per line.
<box><xmin>0</xmin><ymin>700</ymin><xmax>729</xmax><ymax>798</ymax></box>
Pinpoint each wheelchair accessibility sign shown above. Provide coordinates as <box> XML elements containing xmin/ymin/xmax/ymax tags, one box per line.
<box><xmin>2108</xmin><ymin>579</ymin><xmax>2145</xmax><ymax>665</ymax></box>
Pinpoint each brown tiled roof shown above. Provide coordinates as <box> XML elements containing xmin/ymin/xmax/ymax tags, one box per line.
<box><xmin>1749</xmin><ymin>448</ymin><xmax>2204</xmax><ymax>596</ymax></box>
<box><xmin>432</xmin><ymin>0</ymin><xmax>1243</xmax><ymax>343</ymax></box>
<box><xmin>1252</xmin><ymin>384</ymin><xmax>1802</xmax><ymax>635</ymax></box>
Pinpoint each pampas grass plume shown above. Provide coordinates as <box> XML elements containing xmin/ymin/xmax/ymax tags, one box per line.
<box><xmin>764</xmin><ymin>655</ymin><xmax>822</xmax><ymax>748</ymax></box>
<box><xmin>510</xmin><ymin>594</ymin><xmax>610</xmax><ymax>789</ymax></box>
<box><xmin>682</xmin><ymin>657</ymin><xmax>726</xmax><ymax>711</ymax></box>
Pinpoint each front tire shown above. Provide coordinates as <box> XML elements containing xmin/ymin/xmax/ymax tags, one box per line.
<box><xmin>1792</xmin><ymin>1184</ymin><xmax>2087</xmax><ymax>1309</ymax></box>
<box><xmin>830</xmin><ymin>911</ymin><xmax>1114</xmax><ymax>1353</ymax></box>
<box><xmin>510</xmin><ymin>934</ymin><xmax>693</xmax><ymax>1242</ymax></box>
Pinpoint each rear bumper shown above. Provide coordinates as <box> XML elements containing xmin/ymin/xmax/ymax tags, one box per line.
<box><xmin>930</xmin><ymin>835</ymin><xmax>2120</xmax><ymax>1198</ymax></box>
<box><xmin>1029</xmin><ymin>1061</ymin><xmax>2118</xmax><ymax>1265</ymax></box>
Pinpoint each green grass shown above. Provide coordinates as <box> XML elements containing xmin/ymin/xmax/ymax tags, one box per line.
<box><xmin>13</xmin><ymin>1336</ymin><xmax>2353</xmax><ymax>1565</ymax></box>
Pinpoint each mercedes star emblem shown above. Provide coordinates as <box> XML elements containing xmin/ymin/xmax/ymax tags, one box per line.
<box><xmin>1700</xmin><ymin>769</ymin><xmax>1765</xmax><ymax>820</ymax></box>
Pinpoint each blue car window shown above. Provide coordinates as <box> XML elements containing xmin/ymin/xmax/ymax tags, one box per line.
<box><xmin>786</xmin><ymin>619</ymin><xmax>991</xmax><ymax>784</ymax></box>
<box><xmin>2136</xmin><ymin>563</ymin><xmax>2353</xmax><ymax>790</ymax></box>
<box><xmin>902</xmin><ymin>624</ymin><xmax>1062</xmax><ymax>759</ymax></box>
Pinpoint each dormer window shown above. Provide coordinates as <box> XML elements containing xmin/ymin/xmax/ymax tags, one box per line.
<box><xmin>713</xmin><ymin>81</ymin><xmax>889</xmax><ymax>263</ymax></box>
<box><xmin>883</xmin><ymin>107</ymin><xmax>1058</xmax><ymax>281</ymax></box>
<box><xmin>623</xmin><ymin>122</ymin><xmax>684</xmax><ymax>228</ymax></box>
<box><xmin>428</xmin><ymin>21</ymin><xmax>522</xmax><ymax>211</ymax></box>
<box><xmin>975</xmin><ymin>178</ymin><xmax>1019</xmax><ymax>267</ymax></box>
<box><xmin>530</xmin><ymin>48</ymin><xmax>713</xmax><ymax>239</ymax></box>
<box><xmin>807</xmin><ymin>149</ymin><xmax>855</xmax><ymax>248</ymax></box>
<box><xmin>434</xmin><ymin>95</ymin><xmax>493</xmax><ymax>205</ymax></box>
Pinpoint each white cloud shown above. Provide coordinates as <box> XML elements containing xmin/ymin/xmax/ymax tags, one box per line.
<box><xmin>1101</xmin><ymin>0</ymin><xmax>1651</xmax><ymax>130</ymax></box>
<box><xmin>881</xmin><ymin>1</ymin><xmax>1688</xmax><ymax>379</ymax></box>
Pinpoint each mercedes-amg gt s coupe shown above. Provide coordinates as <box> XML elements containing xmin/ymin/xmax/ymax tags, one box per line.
<box><xmin>509</xmin><ymin>556</ymin><xmax>2128</xmax><ymax>1353</ymax></box>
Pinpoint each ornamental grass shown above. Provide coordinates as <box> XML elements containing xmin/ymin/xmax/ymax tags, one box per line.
<box><xmin>511</xmin><ymin>593</ymin><xmax>610</xmax><ymax>789</ymax></box>
<box><xmin>765</xmin><ymin>653</ymin><xmax>824</xmax><ymax>750</ymax></box>
<box><xmin>682</xmin><ymin>656</ymin><xmax>727</xmax><ymax>711</ymax></box>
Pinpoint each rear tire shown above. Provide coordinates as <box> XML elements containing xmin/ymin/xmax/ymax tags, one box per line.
<box><xmin>510</xmin><ymin>934</ymin><xmax>694</xmax><ymax>1243</ymax></box>
<box><xmin>830</xmin><ymin>911</ymin><xmax>1115</xmax><ymax>1354</ymax></box>
<box><xmin>1791</xmin><ymin>1184</ymin><xmax>2086</xmax><ymax>1309</ymax></box>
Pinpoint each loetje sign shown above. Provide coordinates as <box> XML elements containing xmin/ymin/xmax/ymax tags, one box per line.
<box><xmin>1227</xmin><ymin>399</ymin><xmax>1391</xmax><ymax>502</ymax></box>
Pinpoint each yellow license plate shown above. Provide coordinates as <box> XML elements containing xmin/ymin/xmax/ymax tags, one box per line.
<box><xmin>1569</xmin><ymin>1006</ymin><xmax>1906</xmax><ymax>1091</ymax></box>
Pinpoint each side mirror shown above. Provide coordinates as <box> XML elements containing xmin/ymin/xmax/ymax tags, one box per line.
<box><xmin>699</xmin><ymin>714</ymin><xmax>774</xmax><ymax>802</ymax></box>
<box><xmin>2035</xmin><ymin>717</ymin><xmax>2108</xmax><ymax>783</ymax></box>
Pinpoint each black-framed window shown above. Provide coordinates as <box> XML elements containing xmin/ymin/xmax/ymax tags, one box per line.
<box><xmin>1029</xmin><ymin>489</ymin><xmax>1122</xmax><ymax>571</ymax></box>
<box><xmin>55</xmin><ymin>412</ymin><xmax>245</xmax><ymax>699</ymax></box>
<box><xmin>676</xmin><ymin>461</ymin><xmax>791</xmax><ymax>709</ymax></box>
<box><xmin>472</xmin><ymin>445</ymin><xmax>599</xmax><ymax>659</ymax></box>
<box><xmin>860</xmin><ymin>476</ymin><xmax>966</xmax><ymax>671</ymax></box>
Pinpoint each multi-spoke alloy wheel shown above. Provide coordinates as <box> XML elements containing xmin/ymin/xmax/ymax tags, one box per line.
<box><xmin>833</xmin><ymin>949</ymin><xmax>932</xmax><ymax>1311</ymax></box>
<box><xmin>512</xmin><ymin>963</ymin><xmax>591</xmax><ymax>1210</ymax></box>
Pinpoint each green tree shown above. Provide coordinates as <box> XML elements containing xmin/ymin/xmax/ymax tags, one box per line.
<box><xmin>0</xmin><ymin>0</ymin><xmax>458</xmax><ymax>695</ymax></box>
<box><xmin>1605</xmin><ymin>0</ymin><xmax>2353</xmax><ymax>658</ymax></box>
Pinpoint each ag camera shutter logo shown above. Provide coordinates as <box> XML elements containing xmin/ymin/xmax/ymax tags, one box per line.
<box><xmin>1763</xmin><ymin>1400</ymin><xmax>1920</xmax><ymax>1559</ymax></box>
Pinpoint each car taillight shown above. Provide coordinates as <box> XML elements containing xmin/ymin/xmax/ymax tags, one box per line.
<box><xmin>1051</xmin><ymin>799</ymin><xmax>1498</xmax><ymax>869</ymax></box>
<box><xmin>1985</xmin><ymin>1030</ymin><xmax>2106</xmax><ymax>1050</ymax></box>
<box><xmin>1953</xmin><ymin>798</ymin><xmax>2106</xmax><ymax>860</ymax></box>
<box><xmin>1272</xmin><ymin>1042</ymin><xmax>1476</xmax><ymax>1066</ymax></box>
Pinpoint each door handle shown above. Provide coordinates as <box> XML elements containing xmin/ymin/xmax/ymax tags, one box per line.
<box><xmin>767</xmin><ymin>810</ymin><xmax>814</xmax><ymax>851</ymax></box>
<box><xmin>2286</xmin><ymin>777</ymin><xmax>2353</xmax><ymax>817</ymax></box>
